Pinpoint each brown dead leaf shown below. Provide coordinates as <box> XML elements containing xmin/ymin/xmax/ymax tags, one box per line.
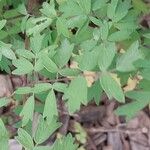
<box><xmin>119</xmin><ymin>49</ymin><xmax>126</xmax><ymax>54</ymax></box>
<box><xmin>70</xmin><ymin>61</ymin><xmax>79</xmax><ymax>69</ymax></box>
<box><xmin>123</xmin><ymin>77</ymin><xmax>139</xmax><ymax>92</ymax></box>
<box><xmin>83</xmin><ymin>71</ymin><xmax>98</xmax><ymax>87</ymax></box>
<box><xmin>67</xmin><ymin>61</ymin><xmax>79</xmax><ymax>80</ymax></box>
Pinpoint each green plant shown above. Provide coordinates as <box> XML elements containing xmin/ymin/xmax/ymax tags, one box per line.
<box><xmin>0</xmin><ymin>0</ymin><xmax>150</xmax><ymax>149</ymax></box>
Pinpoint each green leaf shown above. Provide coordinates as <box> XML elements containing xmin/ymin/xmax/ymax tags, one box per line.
<box><xmin>116</xmin><ymin>41</ymin><xmax>143</xmax><ymax>72</ymax></box>
<box><xmin>53</xmin><ymin>82</ymin><xmax>67</xmax><ymax>93</ymax></box>
<box><xmin>41</xmin><ymin>54</ymin><xmax>58</xmax><ymax>73</ymax></box>
<box><xmin>100</xmin><ymin>73</ymin><xmax>125</xmax><ymax>102</ymax></box>
<box><xmin>114</xmin><ymin>22</ymin><xmax>138</xmax><ymax>30</ymax></box>
<box><xmin>15</xmin><ymin>128</ymin><xmax>34</xmax><ymax>150</ymax></box>
<box><xmin>0</xmin><ymin>20</ymin><xmax>6</xmax><ymax>30</ymax></box>
<box><xmin>0</xmin><ymin>119</ymin><xmax>9</xmax><ymax>150</ymax></box>
<box><xmin>59</xmin><ymin>0</ymin><xmax>83</xmax><ymax>17</ymax></box>
<box><xmin>115</xmin><ymin>99</ymin><xmax>150</xmax><ymax>120</ymax></box>
<box><xmin>0</xmin><ymin>97</ymin><xmax>10</xmax><ymax>108</ymax></box>
<box><xmin>30</xmin><ymin>34</ymin><xmax>44</xmax><ymax>54</ymax></box>
<box><xmin>98</xmin><ymin>42</ymin><xmax>116</xmax><ymax>71</ymax></box>
<box><xmin>88</xmin><ymin>80</ymin><xmax>103</xmax><ymax>105</ymax></box>
<box><xmin>15</xmin><ymin>87</ymin><xmax>32</xmax><ymax>95</ymax></box>
<box><xmin>0</xmin><ymin>52</ymin><xmax>2</xmax><ymax>61</ymax></box>
<box><xmin>59</xmin><ymin>68</ymin><xmax>81</xmax><ymax>77</ymax></box>
<box><xmin>54</xmin><ymin>39</ymin><xmax>74</xmax><ymax>67</ymax></box>
<box><xmin>93</xmin><ymin>28</ymin><xmax>101</xmax><ymax>41</ymax></box>
<box><xmin>125</xmin><ymin>91</ymin><xmax>150</xmax><ymax>101</ymax></box>
<box><xmin>89</xmin><ymin>16</ymin><xmax>102</xmax><ymax>27</ymax></box>
<box><xmin>27</xmin><ymin>18</ymin><xmax>52</xmax><ymax>36</ymax></box>
<box><xmin>67</xmin><ymin>15</ymin><xmax>87</xmax><ymax>29</ymax></box>
<box><xmin>0</xmin><ymin>41</ymin><xmax>16</xmax><ymax>60</ymax></box>
<box><xmin>107</xmin><ymin>0</ymin><xmax>119</xmax><ymax>19</ymax></box>
<box><xmin>77</xmin><ymin>0</ymin><xmax>91</xmax><ymax>14</ymax></box>
<box><xmin>21</xmin><ymin>15</ymin><xmax>29</xmax><ymax>33</ymax></box>
<box><xmin>100</xmin><ymin>20</ymin><xmax>109</xmax><ymax>40</ymax></box>
<box><xmin>51</xmin><ymin>134</ymin><xmax>78</xmax><ymax>150</ymax></box>
<box><xmin>113</xmin><ymin>0</ymin><xmax>130</xmax><ymax>22</ymax></box>
<box><xmin>92</xmin><ymin>0</ymin><xmax>108</xmax><ymax>11</ymax></box>
<box><xmin>75</xmin><ymin>21</ymin><xmax>92</xmax><ymax>43</ymax></box>
<box><xmin>3</xmin><ymin>9</ymin><xmax>20</xmax><ymax>19</ymax></box>
<box><xmin>64</xmin><ymin>76</ymin><xmax>87</xmax><ymax>113</ymax></box>
<box><xmin>12</xmin><ymin>58</ymin><xmax>34</xmax><ymax>75</ymax></box>
<box><xmin>0</xmin><ymin>56</ymin><xmax>11</xmax><ymax>73</ymax></box>
<box><xmin>20</xmin><ymin>95</ymin><xmax>35</xmax><ymax>127</ymax></box>
<box><xmin>34</xmin><ymin>58</ymin><xmax>44</xmax><ymax>72</ymax></box>
<box><xmin>7</xmin><ymin>22</ymin><xmax>21</xmax><ymax>36</ymax></box>
<box><xmin>40</xmin><ymin>1</ymin><xmax>57</xmax><ymax>18</ymax></box>
<box><xmin>138</xmin><ymin>79</ymin><xmax>150</xmax><ymax>91</ymax></box>
<box><xmin>132</xmin><ymin>0</ymin><xmax>149</xmax><ymax>13</ymax></box>
<box><xmin>79</xmin><ymin>48</ymin><xmax>99</xmax><ymax>71</ymax></box>
<box><xmin>43</xmin><ymin>90</ymin><xmax>58</xmax><ymax>122</ymax></box>
<box><xmin>16</xmin><ymin>49</ymin><xmax>35</xmax><ymax>60</ymax></box>
<box><xmin>108</xmin><ymin>30</ymin><xmax>131</xmax><ymax>42</ymax></box>
<box><xmin>17</xmin><ymin>3</ymin><xmax>27</xmax><ymax>15</ymax></box>
<box><xmin>0</xmin><ymin>30</ymin><xmax>8</xmax><ymax>40</ymax></box>
<box><xmin>74</xmin><ymin>122</ymin><xmax>87</xmax><ymax>144</ymax></box>
<box><xmin>143</xmin><ymin>33</ymin><xmax>150</xmax><ymax>39</ymax></box>
<box><xmin>56</xmin><ymin>17</ymin><xmax>70</xmax><ymax>38</ymax></box>
<box><xmin>33</xmin><ymin>83</ymin><xmax>52</xmax><ymax>94</ymax></box>
<box><xmin>80</xmin><ymin>39</ymin><xmax>97</xmax><ymax>52</ymax></box>
<box><xmin>134</xmin><ymin>59</ymin><xmax>150</xmax><ymax>69</ymax></box>
<box><xmin>140</xmin><ymin>69</ymin><xmax>150</xmax><ymax>80</ymax></box>
<box><xmin>34</xmin><ymin>116</ymin><xmax>61</xmax><ymax>144</ymax></box>
<box><xmin>1</xmin><ymin>47</ymin><xmax>16</xmax><ymax>60</ymax></box>
<box><xmin>34</xmin><ymin>146</ymin><xmax>50</xmax><ymax>150</ymax></box>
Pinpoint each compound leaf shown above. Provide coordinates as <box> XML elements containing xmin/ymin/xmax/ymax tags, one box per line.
<box><xmin>64</xmin><ymin>76</ymin><xmax>87</xmax><ymax>113</ymax></box>
<box><xmin>100</xmin><ymin>73</ymin><xmax>125</xmax><ymax>102</ymax></box>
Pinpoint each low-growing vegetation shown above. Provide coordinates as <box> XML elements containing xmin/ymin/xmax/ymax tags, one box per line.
<box><xmin>0</xmin><ymin>0</ymin><xmax>150</xmax><ymax>149</ymax></box>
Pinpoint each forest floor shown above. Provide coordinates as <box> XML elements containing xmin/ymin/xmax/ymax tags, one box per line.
<box><xmin>1</xmin><ymin>74</ymin><xmax>150</xmax><ymax>150</ymax></box>
<box><xmin>1</xmin><ymin>0</ymin><xmax>150</xmax><ymax>149</ymax></box>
